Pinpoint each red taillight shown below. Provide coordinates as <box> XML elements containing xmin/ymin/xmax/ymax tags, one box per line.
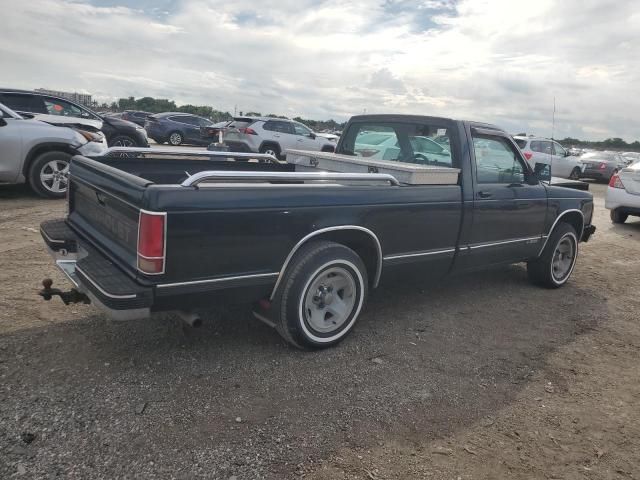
<box><xmin>137</xmin><ymin>211</ymin><xmax>166</xmax><ymax>274</ymax></box>
<box><xmin>599</xmin><ymin>162</ymin><xmax>607</xmax><ymax>170</ymax></box>
<box><xmin>523</xmin><ymin>152</ymin><xmax>533</xmax><ymax>160</ymax></box>
<box><xmin>239</xmin><ymin>127</ymin><xmax>257</xmax><ymax>135</ymax></box>
<box><xmin>609</xmin><ymin>174</ymin><xmax>624</xmax><ymax>189</ymax></box>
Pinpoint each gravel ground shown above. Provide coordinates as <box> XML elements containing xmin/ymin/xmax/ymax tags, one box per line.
<box><xmin>0</xmin><ymin>180</ymin><xmax>638</xmax><ymax>479</ymax></box>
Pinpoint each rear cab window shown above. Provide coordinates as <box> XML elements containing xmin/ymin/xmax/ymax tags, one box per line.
<box><xmin>514</xmin><ymin>138</ymin><xmax>527</xmax><ymax>149</ymax></box>
<box><xmin>339</xmin><ymin>120</ymin><xmax>455</xmax><ymax>168</ymax></box>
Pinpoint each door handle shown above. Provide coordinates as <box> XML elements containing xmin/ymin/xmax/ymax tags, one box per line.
<box><xmin>477</xmin><ymin>191</ymin><xmax>493</xmax><ymax>198</ymax></box>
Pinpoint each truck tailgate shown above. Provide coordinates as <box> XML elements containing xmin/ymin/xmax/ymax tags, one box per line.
<box><xmin>67</xmin><ymin>156</ymin><xmax>151</xmax><ymax>275</ymax></box>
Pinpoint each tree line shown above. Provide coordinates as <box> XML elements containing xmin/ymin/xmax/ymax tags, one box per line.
<box><xmin>558</xmin><ymin>137</ymin><xmax>640</xmax><ymax>152</ymax></box>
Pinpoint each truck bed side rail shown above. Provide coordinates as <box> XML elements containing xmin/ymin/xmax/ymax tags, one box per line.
<box><xmin>100</xmin><ymin>147</ymin><xmax>282</xmax><ymax>164</ymax></box>
<box><xmin>180</xmin><ymin>170</ymin><xmax>400</xmax><ymax>187</ymax></box>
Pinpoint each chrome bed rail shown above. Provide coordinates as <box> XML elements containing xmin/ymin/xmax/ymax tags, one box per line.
<box><xmin>181</xmin><ymin>171</ymin><xmax>400</xmax><ymax>187</ymax></box>
<box><xmin>100</xmin><ymin>147</ymin><xmax>281</xmax><ymax>163</ymax></box>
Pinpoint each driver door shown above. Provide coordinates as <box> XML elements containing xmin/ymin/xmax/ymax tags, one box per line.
<box><xmin>463</xmin><ymin>130</ymin><xmax>547</xmax><ymax>269</ymax></box>
<box><xmin>292</xmin><ymin>122</ymin><xmax>319</xmax><ymax>150</ymax></box>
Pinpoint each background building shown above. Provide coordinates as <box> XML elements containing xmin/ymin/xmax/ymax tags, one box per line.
<box><xmin>35</xmin><ymin>88</ymin><xmax>93</xmax><ymax>107</ymax></box>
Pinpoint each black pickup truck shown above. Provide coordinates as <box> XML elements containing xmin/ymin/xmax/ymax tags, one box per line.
<box><xmin>40</xmin><ymin>114</ymin><xmax>596</xmax><ymax>349</ymax></box>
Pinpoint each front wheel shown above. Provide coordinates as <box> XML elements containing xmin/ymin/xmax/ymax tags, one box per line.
<box><xmin>109</xmin><ymin>135</ymin><xmax>137</xmax><ymax>147</ymax></box>
<box><xmin>274</xmin><ymin>241</ymin><xmax>368</xmax><ymax>349</ymax></box>
<box><xmin>28</xmin><ymin>151</ymin><xmax>71</xmax><ymax>199</ymax></box>
<box><xmin>168</xmin><ymin>131</ymin><xmax>183</xmax><ymax>146</ymax></box>
<box><xmin>527</xmin><ymin>223</ymin><xmax>578</xmax><ymax>288</ymax></box>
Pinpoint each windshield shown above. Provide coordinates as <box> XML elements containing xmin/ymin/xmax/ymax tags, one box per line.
<box><xmin>514</xmin><ymin>138</ymin><xmax>527</xmax><ymax>148</ymax></box>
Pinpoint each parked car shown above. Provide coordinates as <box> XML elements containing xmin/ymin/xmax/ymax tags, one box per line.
<box><xmin>578</xmin><ymin>151</ymin><xmax>627</xmax><ymax>182</ymax></box>
<box><xmin>144</xmin><ymin>112</ymin><xmax>218</xmax><ymax>146</ymax></box>
<box><xmin>0</xmin><ymin>102</ymin><xmax>107</xmax><ymax>198</ymax></box>
<box><xmin>121</xmin><ymin>110</ymin><xmax>151</xmax><ymax>127</ymax></box>
<box><xmin>39</xmin><ymin>114</ymin><xmax>595</xmax><ymax>349</ymax></box>
<box><xmin>202</xmin><ymin>120</ymin><xmax>232</xmax><ymax>144</ymax></box>
<box><xmin>514</xmin><ymin>135</ymin><xmax>582</xmax><ymax>179</ymax></box>
<box><xmin>223</xmin><ymin>117</ymin><xmax>335</xmax><ymax>159</ymax></box>
<box><xmin>605</xmin><ymin>161</ymin><xmax>640</xmax><ymax>223</ymax></box>
<box><xmin>621</xmin><ymin>152</ymin><xmax>640</xmax><ymax>165</ymax></box>
<box><xmin>0</xmin><ymin>89</ymin><xmax>149</xmax><ymax>148</ymax></box>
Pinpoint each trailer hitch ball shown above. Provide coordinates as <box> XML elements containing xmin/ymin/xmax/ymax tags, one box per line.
<box><xmin>39</xmin><ymin>278</ymin><xmax>91</xmax><ymax>305</ymax></box>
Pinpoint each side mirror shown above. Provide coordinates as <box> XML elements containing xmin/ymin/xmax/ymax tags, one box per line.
<box><xmin>309</xmin><ymin>132</ymin><xmax>316</xmax><ymax>139</ymax></box>
<box><xmin>564</xmin><ymin>151</ymin><xmax>570</xmax><ymax>157</ymax></box>
<box><xmin>532</xmin><ymin>162</ymin><xmax>551</xmax><ymax>183</ymax></box>
<box><xmin>0</xmin><ymin>117</ymin><xmax>6</xmax><ymax>127</ymax></box>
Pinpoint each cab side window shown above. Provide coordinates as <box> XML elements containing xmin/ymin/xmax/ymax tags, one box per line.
<box><xmin>473</xmin><ymin>135</ymin><xmax>527</xmax><ymax>184</ymax></box>
<box><xmin>293</xmin><ymin>122</ymin><xmax>312</xmax><ymax>136</ymax></box>
<box><xmin>552</xmin><ymin>143</ymin><xmax>566</xmax><ymax>157</ymax></box>
<box><xmin>43</xmin><ymin>98</ymin><xmax>87</xmax><ymax>117</ymax></box>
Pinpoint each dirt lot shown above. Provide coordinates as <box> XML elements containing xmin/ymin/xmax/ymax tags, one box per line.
<box><xmin>0</xmin><ymin>181</ymin><xmax>639</xmax><ymax>479</ymax></box>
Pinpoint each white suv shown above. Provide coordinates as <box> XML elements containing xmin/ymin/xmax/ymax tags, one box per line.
<box><xmin>514</xmin><ymin>136</ymin><xmax>583</xmax><ymax>180</ymax></box>
<box><xmin>223</xmin><ymin>117</ymin><xmax>335</xmax><ymax>159</ymax></box>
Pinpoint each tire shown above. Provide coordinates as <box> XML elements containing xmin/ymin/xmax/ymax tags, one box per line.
<box><xmin>273</xmin><ymin>241</ymin><xmax>368</xmax><ymax>349</ymax></box>
<box><xmin>28</xmin><ymin>150</ymin><xmax>72</xmax><ymax>199</ymax></box>
<box><xmin>109</xmin><ymin>135</ymin><xmax>137</xmax><ymax>147</ymax></box>
<box><xmin>527</xmin><ymin>223</ymin><xmax>578</xmax><ymax>289</ymax></box>
<box><xmin>168</xmin><ymin>131</ymin><xmax>183</xmax><ymax>146</ymax></box>
<box><xmin>259</xmin><ymin>144</ymin><xmax>281</xmax><ymax>160</ymax></box>
<box><xmin>610</xmin><ymin>209</ymin><xmax>628</xmax><ymax>224</ymax></box>
<box><xmin>569</xmin><ymin>167</ymin><xmax>581</xmax><ymax>180</ymax></box>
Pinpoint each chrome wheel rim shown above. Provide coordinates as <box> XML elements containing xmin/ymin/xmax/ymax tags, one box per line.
<box><xmin>551</xmin><ymin>235</ymin><xmax>575</xmax><ymax>282</ymax></box>
<box><xmin>40</xmin><ymin>160</ymin><xmax>69</xmax><ymax>193</ymax></box>
<box><xmin>264</xmin><ymin>149</ymin><xmax>277</xmax><ymax>157</ymax></box>
<box><xmin>169</xmin><ymin>133</ymin><xmax>182</xmax><ymax>145</ymax></box>
<box><xmin>113</xmin><ymin>137</ymin><xmax>134</xmax><ymax>147</ymax></box>
<box><xmin>303</xmin><ymin>267</ymin><xmax>357</xmax><ymax>334</ymax></box>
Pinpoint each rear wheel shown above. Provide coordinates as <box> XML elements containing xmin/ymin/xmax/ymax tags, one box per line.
<box><xmin>569</xmin><ymin>167</ymin><xmax>581</xmax><ymax>180</ymax></box>
<box><xmin>168</xmin><ymin>131</ymin><xmax>183</xmax><ymax>146</ymax></box>
<box><xmin>259</xmin><ymin>144</ymin><xmax>281</xmax><ymax>160</ymax></box>
<box><xmin>610</xmin><ymin>209</ymin><xmax>628</xmax><ymax>224</ymax></box>
<box><xmin>28</xmin><ymin>151</ymin><xmax>71</xmax><ymax>199</ymax></box>
<box><xmin>274</xmin><ymin>241</ymin><xmax>368</xmax><ymax>349</ymax></box>
<box><xmin>527</xmin><ymin>223</ymin><xmax>578</xmax><ymax>288</ymax></box>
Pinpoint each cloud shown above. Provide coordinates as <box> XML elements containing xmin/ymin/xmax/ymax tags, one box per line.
<box><xmin>1</xmin><ymin>0</ymin><xmax>638</xmax><ymax>140</ymax></box>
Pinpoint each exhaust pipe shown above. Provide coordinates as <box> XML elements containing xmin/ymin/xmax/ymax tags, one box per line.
<box><xmin>177</xmin><ymin>311</ymin><xmax>202</xmax><ymax>328</ymax></box>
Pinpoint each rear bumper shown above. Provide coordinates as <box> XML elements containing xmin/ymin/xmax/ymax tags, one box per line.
<box><xmin>605</xmin><ymin>185</ymin><xmax>640</xmax><ymax>212</ymax></box>
<box><xmin>224</xmin><ymin>141</ymin><xmax>255</xmax><ymax>153</ymax></box>
<box><xmin>40</xmin><ymin>219</ymin><xmax>152</xmax><ymax>320</ymax></box>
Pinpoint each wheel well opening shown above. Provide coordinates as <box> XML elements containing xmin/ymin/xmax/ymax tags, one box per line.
<box><xmin>260</xmin><ymin>142</ymin><xmax>280</xmax><ymax>152</ymax></box>
<box><xmin>558</xmin><ymin>211</ymin><xmax>584</xmax><ymax>237</ymax></box>
<box><xmin>307</xmin><ymin>230</ymin><xmax>380</xmax><ymax>287</ymax></box>
<box><xmin>23</xmin><ymin>145</ymin><xmax>75</xmax><ymax>178</ymax></box>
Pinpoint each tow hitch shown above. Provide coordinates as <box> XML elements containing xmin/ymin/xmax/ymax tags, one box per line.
<box><xmin>39</xmin><ymin>278</ymin><xmax>91</xmax><ymax>305</ymax></box>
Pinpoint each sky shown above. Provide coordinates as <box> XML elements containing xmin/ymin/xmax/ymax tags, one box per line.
<box><xmin>1</xmin><ymin>0</ymin><xmax>637</xmax><ymax>140</ymax></box>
